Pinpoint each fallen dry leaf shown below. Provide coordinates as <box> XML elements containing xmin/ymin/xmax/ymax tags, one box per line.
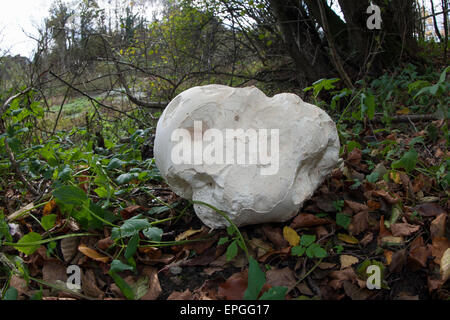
<box><xmin>140</xmin><ymin>267</ymin><xmax>162</xmax><ymax>300</ymax></box>
<box><xmin>260</xmin><ymin>225</ymin><xmax>288</xmax><ymax>249</ymax></box>
<box><xmin>81</xmin><ymin>269</ymin><xmax>104</xmax><ymax>298</ymax></box>
<box><xmin>328</xmin><ymin>268</ymin><xmax>358</xmax><ymax>290</ymax></box>
<box><xmin>380</xmin><ymin>236</ymin><xmax>404</xmax><ymax>247</ymax></box>
<box><xmin>218</xmin><ymin>270</ymin><xmax>248</xmax><ymax>300</ymax></box>
<box><xmin>338</xmin><ymin>233</ymin><xmax>359</xmax><ymax>244</ymax></box>
<box><xmin>389</xmin><ymin>249</ymin><xmax>407</xmax><ymax>273</ymax></box>
<box><xmin>265</xmin><ymin>267</ymin><xmax>296</xmax><ymax>288</ymax></box>
<box><xmin>78</xmin><ymin>244</ymin><xmax>110</xmax><ymax>263</ymax></box>
<box><xmin>430</xmin><ymin>214</ymin><xmax>447</xmax><ymax>239</ymax></box>
<box><xmin>378</xmin><ymin>216</ymin><xmax>392</xmax><ymax>238</ymax></box>
<box><xmin>60</xmin><ymin>237</ymin><xmax>80</xmax><ymax>262</ymax></box>
<box><xmin>175</xmin><ymin>227</ymin><xmax>205</xmax><ymax>241</ymax></box>
<box><xmin>120</xmin><ymin>205</ymin><xmax>143</xmax><ymax>219</ymax></box>
<box><xmin>340</xmin><ymin>255</ymin><xmax>359</xmax><ymax>269</ymax></box>
<box><xmin>96</xmin><ymin>237</ymin><xmax>115</xmax><ymax>251</ymax></box>
<box><xmin>167</xmin><ymin>289</ymin><xmax>194</xmax><ymax>300</ymax></box>
<box><xmin>283</xmin><ymin>226</ymin><xmax>300</xmax><ymax>246</ymax></box>
<box><xmin>413</xmin><ymin>203</ymin><xmax>446</xmax><ymax>217</ymax></box>
<box><xmin>318</xmin><ymin>262</ymin><xmax>338</xmax><ymax>270</ymax></box>
<box><xmin>440</xmin><ymin>248</ymin><xmax>450</xmax><ymax>282</ymax></box>
<box><xmin>367</xmin><ymin>200</ymin><xmax>381</xmax><ymax>211</ymax></box>
<box><xmin>290</xmin><ymin>213</ymin><xmax>331</xmax><ymax>229</ymax></box>
<box><xmin>391</xmin><ymin>223</ymin><xmax>420</xmax><ymax>237</ymax></box>
<box><xmin>408</xmin><ymin>236</ymin><xmax>430</xmax><ymax>269</ymax></box>
<box><xmin>360</xmin><ymin>232</ymin><xmax>374</xmax><ymax>247</ymax></box>
<box><xmin>343</xmin><ymin>280</ymin><xmax>372</xmax><ymax>300</ymax></box>
<box><xmin>349</xmin><ymin>211</ymin><xmax>369</xmax><ymax>235</ymax></box>
<box><xmin>43</xmin><ymin>200</ymin><xmax>57</xmax><ymax>216</ymax></box>
<box><xmin>10</xmin><ymin>275</ymin><xmax>29</xmax><ymax>298</ymax></box>
<box><xmin>248</xmin><ymin>238</ymin><xmax>273</xmax><ymax>259</ymax></box>
<box><xmin>372</xmin><ymin>189</ymin><xmax>399</xmax><ymax>204</ymax></box>
<box><xmin>42</xmin><ymin>262</ymin><xmax>68</xmax><ymax>285</ymax></box>
<box><xmin>389</xmin><ymin>171</ymin><xmax>401</xmax><ymax>184</ymax></box>
<box><xmin>431</xmin><ymin>237</ymin><xmax>450</xmax><ymax>265</ymax></box>
<box><xmin>345</xmin><ymin>200</ymin><xmax>368</xmax><ymax>213</ymax></box>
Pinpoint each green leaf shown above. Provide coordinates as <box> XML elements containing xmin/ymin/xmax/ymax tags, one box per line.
<box><xmin>147</xmin><ymin>206</ymin><xmax>171</xmax><ymax>215</ymax></box>
<box><xmin>306</xmin><ymin>243</ymin><xmax>327</xmax><ymax>258</ymax></box>
<box><xmin>226</xmin><ymin>225</ymin><xmax>235</xmax><ymax>236</ymax></box>
<box><xmin>300</xmin><ymin>234</ymin><xmax>316</xmax><ymax>247</ymax></box>
<box><xmin>226</xmin><ymin>240</ymin><xmax>238</xmax><ymax>261</ymax></box>
<box><xmin>109</xmin><ymin>271</ymin><xmax>134</xmax><ymax>300</ymax></box>
<box><xmin>347</xmin><ymin>141</ymin><xmax>361</xmax><ymax>153</ymax></box>
<box><xmin>111</xmin><ymin>216</ymin><xmax>151</xmax><ymax>240</ymax></box>
<box><xmin>3</xmin><ymin>287</ymin><xmax>18</xmax><ymax>300</ymax></box>
<box><xmin>364</xmin><ymin>94</ymin><xmax>376</xmax><ymax>120</ymax></box>
<box><xmin>259</xmin><ymin>286</ymin><xmax>287</xmax><ymax>300</ymax></box>
<box><xmin>218</xmin><ymin>237</ymin><xmax>229</xmax><ymax>245</ymax></box>
<box><xmin>41</xmin><ymin>214</ymin><xmax>57</xmax><ymax>231</ymax></box>
<box><xmin>30</xmin><ymin>288</ymin><xmax>43</xmax><ymax>300</ymax></box>
<box><xmin>0</xmin><ymin>213</ymin><xmax>12</xmax><ymax>242</ymax></box>
<box><xmin>110</xmin><ymin>259</ymin><xmax>134</xmax><ymax>273</ymax></box>
<box><xmin>57</xmin><ymin>165</ymin><xmax>72</xmax><ymax>181</ymax></box>
<box><xmin>291</xmin><ymin>245</ymin><xmax>306</xmax><ymax>257</ymax></box>
<box><xmin>107</xmin><ymin>158</ymin><xmax>125</xmax><ymax>170</ymax></box>
<box><xmin>14</xmin><ymin>232</ymin><xmax>42</xmax><ymax>255</ymax></box>
<box><xmin>391</xmin><ymin>148</ymin><xmax>418</xmax><ymax>172</ymax></box>
<box><xmin>366</xmin><ymin>171</ymin><xmax>379</xmax><ymax>183</ymax></box>
<box><xmin>334</xmin><ymin>245</ymin><xmax>344</xmax><ymax>254</ymax></box>
<box><xmin>336</xmin><ymin>213</ymin><xmax>351</xmax><ymax>230</ymax></box>
<box><xmin>53</xmin><ymin>186</ymin><xmax>88</xmax><ymax>205</ymax></box>
<box><xmin>94</xmin><ymin>186</ymin><xmax>109</xmax><ymax>198</ymax></box>
<box><xmin>142</xmin><ymin>227</ymin><xmax>163</xmax><ymax>241</ymax></box>
<box><xmin>244</xmin><ymin>257</ymin><xmax>266</xmax><ymax>300</ymax></box>
<box><xmin>116</xmin><ymin>173</ymin><xmax>138</xmax><ymax>185</ymax></box>
<box><xmin>124</xmin><ymin>233</ymin><xmax>139</xmax><ymax>259</ymax></box>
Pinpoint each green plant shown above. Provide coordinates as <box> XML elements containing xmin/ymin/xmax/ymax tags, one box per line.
<box><xmin>291</xmin><ymin>234</ymin><xmax>327</xmax><ymax>259</ymax></box>
<box><xmin>194</xmin><ymin>201</ymin><xmax>287</xmax><ymax>300</ymax></box>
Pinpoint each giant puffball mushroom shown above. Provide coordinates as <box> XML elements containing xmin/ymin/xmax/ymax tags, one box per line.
<box><xmin>154</xmin><ymin>85</ymin><xmax>340</xmax><ymax>229</ymax></box>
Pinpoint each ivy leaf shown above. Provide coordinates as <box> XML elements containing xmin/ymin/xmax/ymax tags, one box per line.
<box><xmin>244</xmin><ymin>257</ymin><xmax>266</xmax><ymax>300</ymax></box>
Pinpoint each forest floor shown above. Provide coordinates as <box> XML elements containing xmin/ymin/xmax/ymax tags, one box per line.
<box><xmin>1</xmin><ymin>113</ymin><xmax>449</xmax><ymax>301</ymax></box>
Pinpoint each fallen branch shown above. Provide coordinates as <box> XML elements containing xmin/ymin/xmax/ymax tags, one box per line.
<box><xmin>372</xmin><ymin>114</ymin><xmax>443</xmax><ymax>123</ymax></box>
